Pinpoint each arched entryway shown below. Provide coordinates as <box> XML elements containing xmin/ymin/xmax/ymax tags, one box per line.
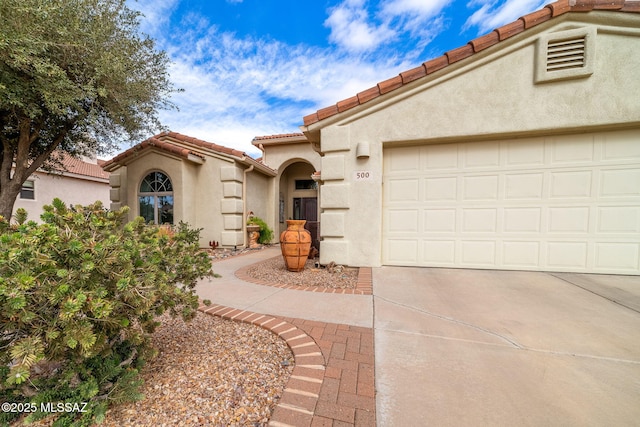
<box><xmin>278</xmin><ymin>161</ymin><xmax>319</xmax><ymax>249</ymax></box>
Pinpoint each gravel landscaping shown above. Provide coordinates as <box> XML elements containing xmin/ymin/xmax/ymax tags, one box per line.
<box><xmin>13</xmin><ymin>246</ymin><xmax>352</xmax><ymax>426</ymax></box>
<box><xmin>241</xmin><ymin>253</ymin><xmax>359</xmax><ymax>289</ymax></box>
<box><xmin>101</xmin><ymin>312</ymin><xmax>294</xmax><ymax>426</ymax></box>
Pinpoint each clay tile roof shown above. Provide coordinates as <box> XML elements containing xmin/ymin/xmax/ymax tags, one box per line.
<box><xmin>301</xmin><ymin>0</ymin><xmax>639</xmax><ymax>127</ymax></box>
<box><xmin>164</xmin><ymin>131</ymin><xmax>247</xmax><ymax>159</ymax></box>
<box><xmin>101</xmin><ymin>135</ymin><xmax>202</xmax><ymax>170</ymax></box>
<box><xmin>103</xmin><ymin>131</ymin><xmax>277</xmax><ymax>175</ymax></box>
<box><xmin>59</xmin><ymin>153</ymin><xmax>110</xmax><ymax>180</ymax></box>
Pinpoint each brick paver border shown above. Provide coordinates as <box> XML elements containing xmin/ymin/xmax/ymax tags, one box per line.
<box><xmin>235</xmin><ymin>256</ymin><xmax>373</xmax><ymax>295</ymax></box>
<box><xmin>198</xmin><ymin>302</ymin><xmax>376</xmax><ymax>427</ymax></box>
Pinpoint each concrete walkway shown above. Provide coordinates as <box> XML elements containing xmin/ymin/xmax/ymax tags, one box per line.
<box><xmin>196</xmin><ymin>247</ymin><xmax>373</xmax><ymax>328</ymax></box>
<box><xmin>196</xmin><ymin>248</ymin><xmax>640</xmax><ymax>427</ymax></box>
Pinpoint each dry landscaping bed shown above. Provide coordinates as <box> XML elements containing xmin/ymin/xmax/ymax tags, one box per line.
<box><xmin>241</xmin><ymin>254</ymin><xmax>359</xmax><ymax>289</ymax></box>
<box><xmin>14</xmin><ymin>246</ymin><xmax>359</xmax><ymax>426</ymax></box>
<box><xmin>101</xmin><ymin>312</ymin><xmax>294</xmax><ymax>426</ymax></box>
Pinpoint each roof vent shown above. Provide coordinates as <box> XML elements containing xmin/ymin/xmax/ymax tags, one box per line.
<box><xmin>535</xmin><ymin>27</ymin><xmax>595</xmax><ymax>84</ymax></box>
<box><xmin>546</xmin><ymin>36</ymin><xmax>586</xmax><ymax>71</ymax></box>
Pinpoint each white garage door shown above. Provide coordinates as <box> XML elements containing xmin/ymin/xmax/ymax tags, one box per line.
<box><xmin>382</xmin><ymin>130</ymin><xmax>640</xmax><ymax>274</ymax></box>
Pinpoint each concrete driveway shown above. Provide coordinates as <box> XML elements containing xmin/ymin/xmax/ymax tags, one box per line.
<box><xmin>374</xmin><ymin>267</ymin><xmax>640</xmax><ymax>426</ymax></box>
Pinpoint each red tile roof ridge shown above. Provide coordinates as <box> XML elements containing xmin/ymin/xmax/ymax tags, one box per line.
<box><xmin>162</xmin><ymin>131</ymin><xmax>246</xmax><ymax>159</ymax></box>
<box><xmin>161</xmin><ymin>131</ymin><xmax>276</xmax><ymax>172</ymax></box>
<box><xmin>101</xmin><ymin>135</ymin><xmax>203</xmax><ymax>170</ymax></box>
<box><xmin>302</xmin><ymin>0</ymin><xmax>638</xmax><ymax>127</ymax></box>
<box><xmin>103</xmin><ymin>131</ymin><xmax>277</xmax><ymax>175</ymax></box>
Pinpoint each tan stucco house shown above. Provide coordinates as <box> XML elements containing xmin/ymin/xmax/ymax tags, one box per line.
<box><xmin>102</xmin><ymin>132</ymin><xmax>322</xmax><ymax>249</ymax></box>
<box><xmin>104</xmin><ymin>0</ymin><xmax>640</xmax><ymax>275</ymax></box>
<box><xmin>13</xmin><ymin>153</ymin><xmax>110</xmax><ymax>219</ymax></box>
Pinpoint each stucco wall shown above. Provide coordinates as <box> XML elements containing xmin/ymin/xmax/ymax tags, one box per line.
<box><xmin>14</xmin><ymin>172</ymin><xmax>109</xmax><ymax>221</ymax></box>
<box><xmin>245</xmin><ymin>170</ymin><xmax>273</xmax><ymax>237</ymax></box>
<box><xmin>316</xmin><ymin>13</ymin><xmax>640</xmax><ymax>267</ymax></box>
<box><xmin>261</xmin><ymin>143</ymin><xmax>321</xmax><ymax>172</ymax></box>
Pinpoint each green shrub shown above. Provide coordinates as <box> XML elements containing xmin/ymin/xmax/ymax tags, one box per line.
<box><xmin>247</xmin><ymin>216</ymin><xmax>274</xmax><ymax>244</ymax></box>
<box><xmin>0</xmin><ymin>199</ymin><xmax>213</xmax><ymax>426</ymax></box>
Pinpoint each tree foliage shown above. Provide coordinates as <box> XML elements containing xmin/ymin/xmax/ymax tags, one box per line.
<box><xmin>0</xmin><ymin>0</ymin><xmax>177</xmax><ymax>218</ymax></box>
<box><xmin>0</xmin><ymin>200</ymin><xmax>213</xmax><ymax>425</ymax></box>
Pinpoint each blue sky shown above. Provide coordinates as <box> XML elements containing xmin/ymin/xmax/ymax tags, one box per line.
<box><xmin>128</xmin><ymin>0</ymin><xmax>550</xmax><ymax>157</ymax></box>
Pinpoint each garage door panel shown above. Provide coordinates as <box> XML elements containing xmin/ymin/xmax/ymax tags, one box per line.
<box><xmin>505</xmin><ymin>173</ymin><xmax>544</xmax><ymax>199</ymax></box>
<box><xmin>462</xmin><ymin>209</ymin><xmax>497</xmax><ymax>232</ymax></box>
<box><xmin>600</xmin><ymin>169</ymin><xmax>640</xmax><ymax>197</ymax></box>
<box><xmin>423</xmin><ymin>241</ymin><xmax>456</xmax><ymax>264</ymax></box>
<box><xmin>463</xmin><ymin>175</ymin><xmax>499</xmax><ymax>200</ymax></box>
<box><xmin>503</xmin><ymin>241</ymin><xmax>541</xmax><ymax>267</ymax></box>
<box><xmin>383</xmin><ymin>130</ymin><xmax>640</xmax><ymax>274</ymax></box>
<box><xmin>504</xmin><ymin>208</ymin><xmax>542</xmax><ymax>232</ymax></box>
<box><xmin>425</xmin><ymin>144</ymin><xmax>458</xmax><ymax>169</ymax></box>
<box><xmin>388</xmin><ymin>178</ymin><xmax>419</xmax><ymax>202</ymax></box>
<box><xmin>595</xmin><ymin>243</ymin><xmax>640</xmax><ymax>271</ymax></box>
<box><xmin>387</xmin><ymin>209</ymin><xmax>419</xmax><ymax>233</ymax></box>
<box><xmin>506</xmin><ymin>139</ymin><xmax>545</xmax><ymax>165</ymax></box>
<box><xmin>547</xmin><ymin>242</ymin><xmax>588</xmax><ymax>268</ymax></box>
<box><xmin>424</xmin><ymin>209</ymin><xmax>456</xmax><ymax>232</ymax></box>
<box><xmin>548</xmin><ymin>207</ymin><xmax>590</xmax><ymax>233</ymax></box>
<box><xmin>551</xmin><ymin>135</ymin><xmax>595</xmax><ymax>163</ymax></box>
<box><xmin>388</xmin><ymin>146</ymin><xmax>420</xmax><ymax>171</ymax></box>
<box><xmin>602</xmin><ymin>130</ymin><xmax>640</xmax><ymax>160</ymax></box>
<box><xmin>386</xmin><ymin>239</ymin><xmax>419</xmax><ymax>264</ymax></box>
<box><xmin>461</xmin><ymin>241</ymin><xmax>496</xmax><ymax>265</ymax></box>
<box><xmin>549</xmin><ymin>170</ymin><xmax>592</xmax><ymax>198</ymax></box>
<box><xmin>463</xmin><ymin>142</ymin><xmax>500</xmax><ymax>168</ymax></box>
<box><xmin>597</xmin><ymin>207</ymin><xmax>640</xmax><ymax>232</ymax></box>
<box><xmin>425</xmin><ymin>177</ymin><xmax>456</xmax><ymax>201</ymax></box>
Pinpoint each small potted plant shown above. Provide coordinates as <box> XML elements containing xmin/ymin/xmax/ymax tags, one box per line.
<box><xmin>246</xmin><ymin>213</ymin><xmax>273</xmax><ymax>248</ymax></box>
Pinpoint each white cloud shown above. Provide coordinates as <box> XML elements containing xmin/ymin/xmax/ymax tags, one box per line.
<box><xmin>380</xmin><ymin>0</ymin><xmax>452</xmax><ymax>17</ymax></box>
<box><xmin>324</xmin><ymin>0</ymin><xmax>454</xmax><ymax>54</ymax></box>
<box><xmin>325</xmin><ymin>1</ymin><xmax>395</xmax><ymax>52</ymax></box>
<box><xmin>464</xmin><ymin>0</ymin><xmax>551</xmax><ymax>35</ymax></box>
<box><xmin>151</xmin><ymin>19</ymin><xmax>411</xmax><ymax>156</ymax></box>
<box><xmin>127</xmin><ymin>0</ymin><xmax>180</xmax><ymax>36</ymax></box>
<box><xmin>120</xmin><ymin>1</ymin><xmax>430</xmax><ymax>157</ymax></box>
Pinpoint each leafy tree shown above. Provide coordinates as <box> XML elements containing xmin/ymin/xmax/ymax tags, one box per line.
<box><xmin>0</xmin><ymin>0</ymin><xmax>177</xmax><ymax>219</ymax></box>
<box><xmin>0</xmin><ymin>200</ymin><xmax>213</xmax><ymax>425</ymax></box>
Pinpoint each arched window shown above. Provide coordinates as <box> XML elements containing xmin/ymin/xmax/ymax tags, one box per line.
<box><xmin>138</xmin><ymin>171</ymin><xmax>174</xmax><ymax>224</ymax></box>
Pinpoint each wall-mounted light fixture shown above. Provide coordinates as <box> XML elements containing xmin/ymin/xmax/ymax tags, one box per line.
<box><xmin>356</xmin><ymin>142</ymin><xmax>370</xmax><ymax>159</ymax></box>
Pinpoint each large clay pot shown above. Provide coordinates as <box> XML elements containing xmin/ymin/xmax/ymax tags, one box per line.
<box><xmin>280</xmin><ymin>220</ymin><xmax>312</xmax><ymax>272</ymax></box>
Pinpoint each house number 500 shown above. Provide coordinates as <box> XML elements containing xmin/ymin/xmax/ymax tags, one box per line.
<box><xmin>354</xmin><ymin>171</ymin><xmax>372</xmax><ymax>181</ymax></box>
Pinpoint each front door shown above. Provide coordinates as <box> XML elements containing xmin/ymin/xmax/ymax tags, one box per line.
<box><xmin>294</xmin><ymin>197</ymin><xmax>319</xmax><ymax>249</ymax></box>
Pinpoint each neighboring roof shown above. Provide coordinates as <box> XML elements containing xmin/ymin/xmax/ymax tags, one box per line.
<box><xmin>102</xmin><ymin>131</ymin><xmax>276</xmax><ymax>175</ymax></box>
<box><xmin>302</xmin><ymin>0</ymin><xmax>640</xmax><ymax>127</ymax></box>
<box><xmin>39</xmin><ymin>152</ymin><xmax>109</xmax><ymax>181</ymax></box>
<box><xmin>60</xmin><ymin>154</ymin><xmax>110</xmax><ymax>180</ymax></box>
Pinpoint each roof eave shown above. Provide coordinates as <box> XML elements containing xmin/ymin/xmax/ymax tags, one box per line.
<box><xmin>300</xmin><ymin>0</ymin><xmax>639</xmax><ymax>129</ymax></box>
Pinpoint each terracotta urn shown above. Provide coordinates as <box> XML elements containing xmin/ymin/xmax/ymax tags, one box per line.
<box><xmin>280</xmin><ymin>220</ymin><xmax>312</xmax><ymax>272</ymax></box>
